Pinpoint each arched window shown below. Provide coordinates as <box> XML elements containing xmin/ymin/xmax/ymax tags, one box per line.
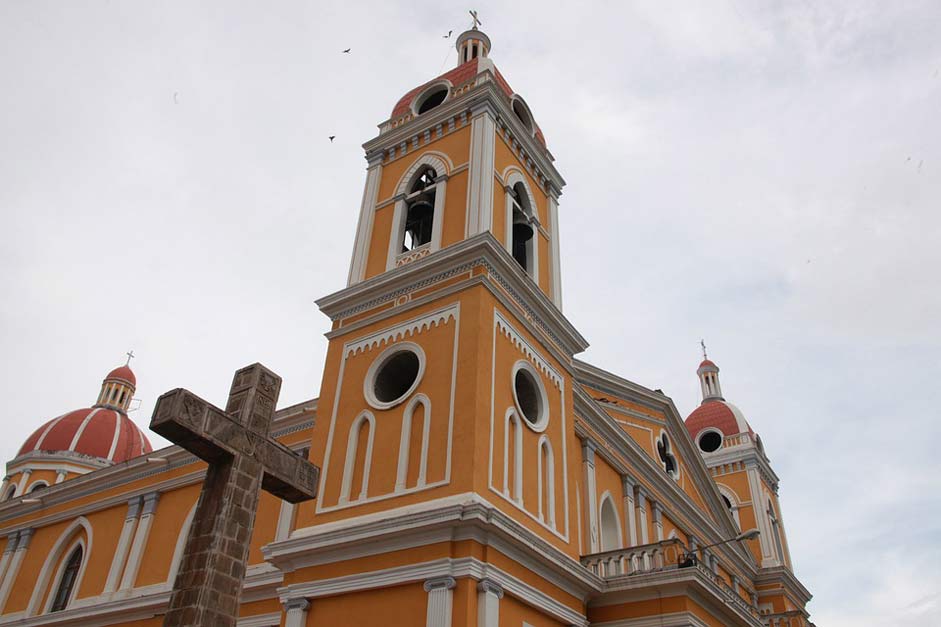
<box><xmin>49</xmin><ymin>545</ymin><xmax>83</xmax><ymax>612</ymax></box>
<box><xmin>340</xmin><ymin>412</ymin><xmax>375</xmax><ymax>504</ymax></box>
<box><xmin>503</xmin><ymin>409</ymin><xmax>523</xmax><ymax>504</ymax></box>
<box><xmin>396</xmin><ymin>395</ymin><xmax>431</xmax><ymax>492</ymax></box>
<box><xmin>4</xmin><ymin>485</ymin><xmax>17</xmax><ymax>501</ymax></box>
<box><xmin>768</xmin><ymin>500</ymin><xmax>786</xmax><ymax>564</ymax></box>
<box><xmin>657</xmin><ymin>432</ymin><xmax>679</xmax><ymax>480</ymax></box>
<box><xmin>28</xmin><ymin>481</ymin><xmax>49</xmax><ymax>494</ymax></box>
<box><xmin>402</xmin><ymin>167</ymin><xmax>437</xmax><ymax>252</ymax></box>
<box><xmin>537</xmin><ymin>436</ymin><xmax>555</xmax><ymax>528</ymax></box>
<box><xmin>599</xmin><ymin>494</ymin><xmax>622</xmax><ymax>552</ymax></box>
<box><xmin>509</xmin><ymin>182</ymin><xmax>535</xmax><ymax>273</ymax></box>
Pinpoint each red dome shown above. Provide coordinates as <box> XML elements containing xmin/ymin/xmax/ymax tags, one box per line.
<box><xmin>18</xmin><ymin>407</ymin><xmax>152</xmax><ymax>463</ymax></box>
<box><xmin>699</xmin><ymin>359</ymin><xmax>717</xmax><ymax>369</ymax></box>
<box><xmin>106</xmin><ymin>365</ymin><xmax>136</xmax><ymax>386</ymax></box>
<box><xmin>685</xmin><ymin>399</ymin><xmax>753</xmax><ymax>440</ymax></box>
<box><xmin>391</xmin><ymin>58</ymin><xmax>547</xmax><ymax>148</ymax></box>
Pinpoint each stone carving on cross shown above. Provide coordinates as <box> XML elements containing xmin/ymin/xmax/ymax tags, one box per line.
<box><xmin>150</xmin><ymin>363</ymin><xmax>320</xmax><ymax>627</ymax></box>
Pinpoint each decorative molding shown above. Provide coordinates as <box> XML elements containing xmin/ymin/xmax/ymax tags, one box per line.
<box><xmin>495</xmin><ymin>312</ymin><xmax>563</xmax><ymax>389</ymax></box>
<box><xmin>344</xmin><ymin>305</ymin><xmax>458</xmax><ymax>357</ymax></box>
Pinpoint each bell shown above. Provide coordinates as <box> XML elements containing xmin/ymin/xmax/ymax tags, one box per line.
<box><xmin>512</xmin><ymin>215</ymin><xmax>534</xmax><ymax>244</ymax></box>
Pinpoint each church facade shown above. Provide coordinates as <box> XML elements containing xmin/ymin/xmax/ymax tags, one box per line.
<box><xmin>0</xmin><ymin>27</ymin><xmax>813</xmax><ymax>627</ymax></box>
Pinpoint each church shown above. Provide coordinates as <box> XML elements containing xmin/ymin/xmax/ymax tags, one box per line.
<box><xmin>0</xmin><ymin>25</ymin><xmax>813</xmax><ymax>627</ymax></box>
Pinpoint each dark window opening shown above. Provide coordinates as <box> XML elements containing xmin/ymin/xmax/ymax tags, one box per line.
<box><xmin>722</xmin><ymin>495</ymin><xmax>733</xmax><ymax>510</ymax></box>
<box><xmin>28</xmin><ymin>482</ymin><xmax>47</xmax><ymax>494</ymax></box>
<box><xmin>403</xmin><ymin>168</ymin><xmax>437</xmax><ymax>252</ymax></box>
<box><xmin>657</xmin><ymin>433</ymin><xmax>678</xmax><ymax>477</ymax></box>
<box><xmin>512</xmin><ymin>99</ymin><xmax>533</xmax><ymax>131</ymax></box>
<box><xmin>698</xmin><ymin>430</ymin><xmax>722</xmax><ymax>453</ymax></box>
<box><xmin>510</xmin><ymin>184</ymin><xmax>534</xmax><ymax>273</ymax></box>
<box><xmin>472</xmin><ymin>44</ymin><xmax>478</xmax><ymax>59</ymax></box>
<box><xmin>50</xmin><ymin>546</ymin><xmax>83</xmax><ymax>612</ymax></box>
<box><xmin>373</xmin><ymin>350</ymin><xmax>421</xmax><ymax>404</ymax></box>
<box><xmin>514</xmin><ymin>369</ymin><xmax>542</xmax><ymax>425</ymax></box>
<box><xmin>417</xmin><ymin>88</ymin><xmax>447</xmax><ymax>114</ymax></box>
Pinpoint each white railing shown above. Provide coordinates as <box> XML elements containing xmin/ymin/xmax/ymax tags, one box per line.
<box><xmin>581</xmin><ymin>538</ymin><xmax>686</xmax><ymax>578</ymax></box>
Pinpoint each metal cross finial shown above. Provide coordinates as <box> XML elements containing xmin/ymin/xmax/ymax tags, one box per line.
<box><xmin>469</xmin><ymin>9</ymin><xmax>482</xmax><ymax>29</ymax></box>
<box><xmin>700</xmin><ymin>339</ymin><xmax>708</xmax><ymax>360</ymax></box>
<box><xmin>126</xmin><ymin>350</ymin><xmax>135</xmax><ymax>366</ymax></box>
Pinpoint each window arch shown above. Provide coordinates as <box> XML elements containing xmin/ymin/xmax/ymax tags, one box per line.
<box><xmin>388</xmin><ymin>153</ymin><xmax>450</xmax><ymax>270</ymax></box>
<box><xmin>716</xmin><ymin>484</ymin><xmax>740</xmax><ymax>528</ymax></box>
<box><xmin>511</xmin><ymin>95</ymin><xmax>535</xmax><ymax>135</ymax></box>
<box><xmin>502</xmin><ymin>169</ymin><xmax>540</xmax><ymax>281</ymax></box>
<box><xmin>599</xmin><ymin>492</ymin><xmax>622</xmax><ymax>552</ymax></box>
<box><xmin>28</xmin><ymin>517</ymin><xmax>92</xmax><ymax>616</ymax></box>
<box><xmin>411</xmin><ymin>81</ymin><xmax>451</xmax><ymax>116</ymax></box>
<box><xmin>168</xmin><ymin>503</ymin><xmax>198</xmax><ymax>585</ymax></box>
<box><xmin>49</xmin><ymin>545</ymin><xmax>82</xmax><ymax>612</ymax></box>
<box><xmin>3</xmin><ymin>485</ymin><xmax>16</xmax><ymax>501</ymax></box>
<box><xmin>28</xmin><ymin>481</ymin><xmax>49</xmax><ymax>494</ymax></box>
<box><xmin>537</xmin><ymin>435</ymin><xmax>556</xmax><ymax>528</ymax></box>
<box><xmin>503</xmin><ymin>408</ymin><xmax>523</xmax><ymax>504</ymax></box>
<box><xmin>396</xmin><ymin>394</ymin><xmax>431</xmax><ymax>492</ymax></box>
<box><xmin>340</xmin><ymin>412</ymin><xmax>376</xmax><ymax>504</ymax></box>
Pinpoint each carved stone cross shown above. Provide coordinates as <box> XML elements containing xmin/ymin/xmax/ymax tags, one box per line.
<box><xmin>150</xmin><ymin>363</ymin><xmax>319</xmax><ymax>627</ymax></box>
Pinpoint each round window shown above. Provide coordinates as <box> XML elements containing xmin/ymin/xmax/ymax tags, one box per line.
<box><xmin>512</xmin><ymin>362</ymin><xmax>548</xmax><ymax>431</ymax></box>
<box><xmin>698</xmin><ymin>430</ymin><xmax>722</xmax><ymax>453</ymax></box>
<box><xmin>364</xmin><ymin>343</ymin><xmax>425</xmax><ymax>410</ymax></box>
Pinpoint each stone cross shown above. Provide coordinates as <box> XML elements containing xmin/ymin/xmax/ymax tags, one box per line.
<box><xmin>150</xmin><ymin>363</ymin><xmax>319</xmax><ymax>627</ymax></box>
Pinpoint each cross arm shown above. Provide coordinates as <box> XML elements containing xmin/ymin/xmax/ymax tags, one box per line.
<box><xmin>150</xmin><ymin>388</ymin><xmax>319</xmax><ymax>503</ymax></box>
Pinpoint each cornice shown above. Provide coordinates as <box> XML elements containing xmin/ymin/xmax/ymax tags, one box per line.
<box><xmin>571</xmin><ymin>386</ymin><xmax>757</xmax><ymax>579</ymax></box>
<box><xmin>265</xmin><ymin>492</ymin><xmax>601</xmax><ymax>596</ymax></box>
<box><xmin>316</xmin><ymin>233</ymin><xmax>589</xmax><ymax>356</ymax></box>
<box><xmin>754</xmin><ymin>566</ymin><xmax>813</xmax><ymax>606</ymax></box>
<box><xmin>365</xmin><ymin>73</ymin><xmax>564</xmax><ymax>193</ymax></box>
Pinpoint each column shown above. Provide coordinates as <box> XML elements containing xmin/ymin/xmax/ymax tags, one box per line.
<box><xmin>430</xmin><ymin>175</ymin><xmax>448</xmax><ymax>252</ymax></box>
<box><xmin>104</xmin><ymin>497</ymin><xmax>142</xmax><ymax>593</ymax></box>
<box><xmin>0</xmin><ymin>529</ymin><xmax>32</xmax><ymax>611</ymax></box>
<box><xmin>119</xmin><ymin>492</ymin><xmax>159</xmax><ymax>590</ymax></box>
<box><xmin>283</xmin><ymin>598</ymin><xmax>310</xmax><ymax>627</ymax></box>
<box><xmin>14</xmin><ymin>470</ymin><xmax>32</xmax><ymax>496</ymax></box>
<box><xmin>0</xmin><ymin>533</ymin><xmax>17</xmax><ymax>592</ymax></box>
<box><xmin>476</xmin><ymin>579</ymin><xmax>503</xmax><ymax>627</ymax></box>
<box><xmin>547</xmin><ymin>191</ymin><xmax>563</xmax><ymax>309</ymax></box>
<box><xmin>466</xmin><ymin>105</ymin><xmax>496</xmax><ymax>236</ymax></box>
<box><xmin>634</xmin><ymin>487</ymin><xmax>649</xmax><ymax>544</ymax></box>
<box><xmin>386</xmin><ymin>195</ymin><xmax>408</xmax><ymax>271</ymax></box>
<box><xmin>54</xmin><ymin>469</ymin><xmax>68</xmax><ymax>484</ymax></box>
<box><xmin>347</xmin><ymin>153</ymin><xmax>383</xmax><ymax>285</ymax></box>
<box><xmin>581</xmin><ymin>441</ymin><xmax>599</xmax><ymax>553</ymax></box>
<box><xmin>651</xmin><ymin>501</ymin><xmax>664</xmax><ymax>542</ymax></box>
<box><xmin>621</xmin><ymin>475</ymin><xmax>638</xmax><ymax>547</ymax></box>
<box><xmin>423</xmin><ymin>576</ymin><xmax>456</xmax><ymax>627</ymax></box>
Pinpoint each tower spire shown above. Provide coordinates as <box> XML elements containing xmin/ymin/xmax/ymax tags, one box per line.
<box><xmin>696</xmin><ymin>348</ymin><xmax>724</xmax><ymax>403</ymax></box>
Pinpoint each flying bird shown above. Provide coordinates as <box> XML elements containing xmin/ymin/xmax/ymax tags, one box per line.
<box><xmin>342</xmin><ymin>48</ymin><xmax>351</xmax><ymax>53</ymax></box>
<box><xmin>328</xmin><ymin>135</ymin><xmax>335</xmax><ymax>142</ymax></box>
<box><xmin>443</xmin><ymin>30</ymin><xmax>452</xmax><ymax>38</ymax></box>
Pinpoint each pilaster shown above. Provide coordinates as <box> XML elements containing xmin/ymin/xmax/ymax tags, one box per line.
<box><xmin>476</xmin><ymin>578</ymin><xmax>504</xmax><ymax>627</ymax></box>
<box><xmin>105</xmin><ymin>496</ymin><xmax>143</xmax><ymax>593</ymax></box>
<box><xmin>621</xmin><ymin>475</ymin><xmax>638</xmax><ymax>547</ymax></box>
<box><xmin>348</xmin><ymin>154</ymin><xmax>384</xmax><ymax>286</ymax></box>
<box><xmin>466</xmin><ymin>106</ymin><xmax>496</xmax><ymax>236</ymax></box>
<box><xmin>283</xmin><ymin>597</ymin><xmax>310</xmax><ymax>627</ymax></box>
<box><xmin>424</xmin><ymin>576</ymin><xmax>456</xmax><ymax>627</ymax></box>
<box><xmin>581</xmin><ymin>441</ymin><xmax>599</xmax><ymax>553</ymax></box>
<box><xmin>0</xmin><ymin>529</ymin><xmax>32</xmax><ymax>611</ymax></box>
<box><xmin>119</xmin><ymin>491</ymin><xmax>160</xmax><ymax>590</ymax></box>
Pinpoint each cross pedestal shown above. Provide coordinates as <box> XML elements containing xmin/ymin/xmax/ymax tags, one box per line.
<box><xmin>150</xmin><ymin>363</ymin><xmax>319</xmax><ymax>627</ymax></box>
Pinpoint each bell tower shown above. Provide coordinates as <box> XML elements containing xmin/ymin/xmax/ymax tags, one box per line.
<box><xmin>344</xmin><ymin>26</ymin><xmax>565</xmax><ymax>310</ymax></box>
<box><xmin>300</xmin><ymin>26</ymin><xmax>589</xmax><ymax>611</ymax></box>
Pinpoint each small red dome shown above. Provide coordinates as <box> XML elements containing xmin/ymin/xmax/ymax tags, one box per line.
<box><xmin>106</xmin><ymin>365</ymin><xmax>136</xmax><ymax>387</ymax></box>
<box><xmin>685</xmin><ymin>399</ymin><xmax>753</xmax><ymax>440</ymax></box>
<box><xmin>18</xmin><ymin>407</ymin><xmax>152</xmax><ymax>463</ymax></box>
<box><xmin>391</xmin><ymin>59</ymin><xmax>547</xmax><ymax>148</ymax></box>
<box><xmin>698</xmin><ymin>359</ymin><xmax>717</xmax><ymax>369</ymax></box>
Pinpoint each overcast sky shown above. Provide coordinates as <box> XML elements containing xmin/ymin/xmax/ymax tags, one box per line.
<box><xmin>1</xmin><ymin>1</ymin><xmax>939</xmax><ymax>624</ymax></box>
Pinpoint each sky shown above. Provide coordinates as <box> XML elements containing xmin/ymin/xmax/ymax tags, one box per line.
<box><xmin>1</xmin><ymin>1</ymin><xmax>939</xmax><ymax>624</ymax></box>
